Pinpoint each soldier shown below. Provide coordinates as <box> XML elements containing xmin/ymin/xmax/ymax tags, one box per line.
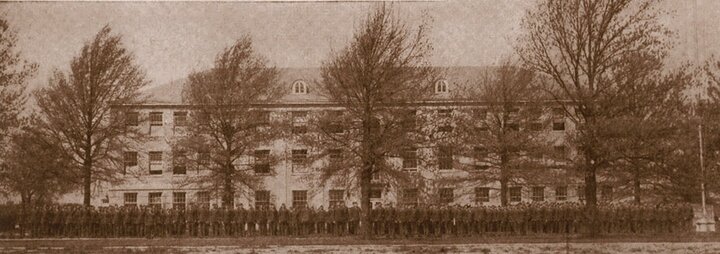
<box><xmin>385</xmin><ymin>203</ymin><xmax>397</xmax><ymax>238</ymax></box>
<box><xmin>37</xmin><ymin>205</ymin><xmax>49</xmax><ymax>237</ymax></box>
<box><xmin>370</xmin><ymin>203</ymin><xmax>381</xmax><ymax>236</ymax></box>
<box><xmin>160</xmin><ymin>207</ymin><xmax>171</xmax><ymax>237</ymax></box>
<box><xmin>268</xmin><ymin>204</ymin><xmax>277</xmax><ymax>236</ymax></box>
<box><xmin>246</xmin><ymin>205</ymin><xmax>256</xmax><ymax>236</ymax></box>
<box><xmin>207</xmin><ymin>204</ymin><xmax>217</xmax><ymax>237</ymax></box>
<box><xmin>278</xmin><ymin>204</ymin><xmax>289</xmax><ymax>236</ymax></box>
<box><xmin>298</xmin><ymin>206</ymin><xmax>309</xmax><ymax>235</ymax></box>
<box><xmin>472</xmin><ymin>205</ymin><xmax>483</xmax><ymax>236</ymax></box>
<box><xmin>288</xmin><ymin>205</ymin><xmax>299</xmax><ymax>236</ymax></box>
<box><xmin>187</xmin><ymin>204</ymin><xmax>198</xmax><ymax>237</ymax></box>
<box><xmin>335</xmin><ymin>204</ymin><xmax>348</xmax><ymax>236</ymax></box>
<box><xmin>444</xmin><ymin>205</ymin><xmax>455</xmax><ymax>236</ymax></box>
<box><xmin>309</xmin><ymin>206</ymin><xmax>318</xmax><ymax>235</ymax></box>
<box><xmin>235</xmin><ymin>203</ymin><xmax>246</xmax><ymax>236</ymax></box>
<box><xmin>198</xmin><ymin>204</ymin><xmax>210</xmax><ymax>237</ymax></box>
<box><xmin>348</xmin><ymin>202</ymin><xmax>360</xmax><ymax>235</ymax></box>
<box><xmin>397</xmin><ymin>204</ymin><xmax>408</xmax><ymax>237</ymax></box>
<box><xmin>429</xmin><ymin>205</ymin><xmax>440</xmax><ymax>236</ymax></box>
<box><xmin>128</xmin><ymin>206</ymin><xmax>140</xmax><ymax>237</ymax></box>
<box><xmin>222</xmin><ymin>205</ymin><xmax>233</xmax><ymax>237</ymax></box>
<box><xmin>315</xmin><ymin>205</ymin><xmax>327</xmax><ymax>235</ymax></box>
<box><xmin>458</xmin><ymin>205</ymin><xmax>471</xmax><ymax>236</ymax></box>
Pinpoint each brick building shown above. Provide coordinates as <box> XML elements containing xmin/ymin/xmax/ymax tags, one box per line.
<box><xmin>103</xmin><ymin>67</ymin><xmax>590</xmax><ymax>208</ymax></box>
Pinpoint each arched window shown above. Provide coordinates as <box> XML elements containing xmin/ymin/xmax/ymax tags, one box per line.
<box><xmin>292</xmin><ymin>80</ymin><xmax>308</xmax><ymax>94</ymax></box>
<box><xmin>435</xmin><ymin>79</ymin><xmax>449</xmax><ymax>93</ymax></box>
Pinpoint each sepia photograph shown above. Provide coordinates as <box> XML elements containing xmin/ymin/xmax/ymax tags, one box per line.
<box><xmin>1</xmin><ymin>0</ymin><xmax>720</xmax><ymax>253</ymax></box>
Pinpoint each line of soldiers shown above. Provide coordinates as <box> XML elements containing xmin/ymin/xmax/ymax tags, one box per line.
<box><xmin>0</xmin><ymin>202</ymin><xmax>694</xmax><ymax>238</ymax></box>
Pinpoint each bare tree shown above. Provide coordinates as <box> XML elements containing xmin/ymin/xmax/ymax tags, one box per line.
<box><xmin>309</xmin><ymin>4</ymin><xmax>439</xmax><ymax>238</ymax></box>
<box><xmin>517</xmin><ymin>0</ymin><xmax>670</xmax><ymax>231</ymax></box>
<box><xmin>175</xmin><ymin>36</ymin><xmax>282</xmax><ymax>207</ymax></box>
<box><xmin>0</xmin><ymin>18</ymin><xmax>36</xmax><ymax>151</ymax></box>
<box><xmin>449</xmin><ymin>60</ymin><xmax>560</xmax><ymax>206</ymax></box>
<box><xmin>0</xmin><ymin>115</ymin><xmax>75</xmax><ymax>206</ymax></box>
<box><xmin>34</xmin><ymin>25</ymin><xmax>149</xmax><ymax>205</ymax></box>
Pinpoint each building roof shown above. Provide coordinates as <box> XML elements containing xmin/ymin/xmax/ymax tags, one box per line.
<box><xmin>141</xmin><ymin>66</ymin><xmax>506</xmax><ymax>105</ymax></box>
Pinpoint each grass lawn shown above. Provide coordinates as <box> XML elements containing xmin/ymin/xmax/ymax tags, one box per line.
<box><xmin>1</xmin><ymin>233</ymin><xmax>720</xmax><ymax>253</ymax></box>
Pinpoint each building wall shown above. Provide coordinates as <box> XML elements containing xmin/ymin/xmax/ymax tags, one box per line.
<box><xmin>105</xmin><ymin>103</ymin><xmax>588</xmax><ymax>208</ymax></box>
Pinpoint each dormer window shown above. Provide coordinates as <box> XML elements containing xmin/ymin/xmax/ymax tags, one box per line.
<box><xmin>292</xmin><ymin>80</ymin><xmax>308</xmax><ymax>94</ymax></box>
<box><xmin>435</xmin><ymin>79</ymin><xmax>449</xmax><ymax>93</ymax></box>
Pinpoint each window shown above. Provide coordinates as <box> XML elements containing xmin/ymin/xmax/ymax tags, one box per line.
<box><xmin>174</xmin><ymin>111</ymin><xmax>188</xmax><ymax>126</ymax></box>
<box><xmin>577</xmin><ymin>185</ymin><xmax>585</xmax><ymax>202</ymax></box>
<box><xmin>435</xmin><ymin>79</ymin><xmax>449</xmax><ymax>93</ymax></box>
<box><xmin>124</xmin><ymin>151</ymin><xmax>138</xmax><ymax>167</ymax></box>
<box><xmin>255</xmin><ymin>190</ymin><xmax>270</xmax><ymax>209</ymax></box>
<box><xmin>439</xmin><ymin>188</ymin><xmax>453</xmax><ymax>204</ymax></box>
<box><xmin>150</xmin><ymin>112</ymin><xmax>163</xmax><ymax>126</ymax></box>
<box><xmin>291</xmin><ymin>149</ymin><xmax>308</xmax><ymax>172</ymax></box>
<box><xmin>372</xmin><ymin>171</ymin><xmax>381</xmax><ymax>181</ymax></box>
<box><xmin>438</xmin><ymin>125</ymin><xmax>453</xmax><ymax>133</ymax></box>
<box><xmin>328</xmin><ymin>149</ymin><xmax>342</xmax><ymax>164</ymax></box>
<box><xmin>292</xmin><ymin>125</ymin><xmax>308</xmax><ymax>134</ymax></box>
<box><xmin>198</xmin><ymin>151</ymin><xmax>210</xmax><ymax>166</ymax></box>
<box><xmin>149</xmin><ymin>192</ymin><xmax>162</xmax><ymax>209</ymax></box>
<box><xmin>532</xmin><ymin>186</ymin><xmax>545</xmax><ymax>202</ymax></box>
<box><xmin>528</xmin><ymin>107</ymin><xmax>543</xmax><ymax>118</ymax></box>
<box><xmin>509</xmin><ymin>187</ymin><xmax>522</xmax><ymax>202</ymax></box>
<box><xmin>402</xmin><ymin>148</ymin><xmax>417</xmax><ymax>170</ymax></box>
<box><xmin>292</xmin><ymin>111</ymin><xmax>308</xmax><ymax>122</ymax></box>
<box><xmin>126</xmin><ymin>112</ymin><xmax>139</xmax><ymax>126</ymax></box>
<box><xmin>474</xmin><ymin>146</ymin><xmax>488</xmax><ymax>157</ymax></box>
<box><xmin>437</xmin><ymin>109</ymin><xmax>452</xmax><ymax>118</ymax></box>
<box><xmin>555</xmin><ymin>186</ymin><xmax>568</xmax><ymax>201</ymax></box>
<box><xmin>401</xmin><ymin>188</ymin><xmax>419</xmax><ymax>207</ymax></box>
<box><xmin>553</xmin><ymin>108</ymin><xmax>565</xmax><ymax>131</ymax></box>
<box><xmin>254</xmin><ymin>150</ymin><xmax>271</xmax><ymax>174</ymax></box>
<box><xmin>506</xmin><ymin>122</ymin><xmax>520</xmax><ymax>131</ymax></box>
<box><xmin>474</xmin><ymin>147</ymin><xmax>490</xmax><ymax>170</ymax></box>
<box><xmin>473</xmin><ymin>109</ymin><xmax>487</xmax><ymax>119</ymax></box>
<box><xmin>554</xmin><ymin>145</ymin><xmax>567</xmax><ymax>159</ymax></box>
<box><xmin>149</xmin><ymin>151</ymin><xmax>163</xmax><ymax>175</ymax></box>
<box><xmin>370</xmin><ymin>188</ymin><xmax>382</xmax><ymax>199</ymax></box>
<box><xmin>329</xmin><ymin>189</ymin><xmax>344</xmax><ymax>208</ymax></box>
<box><xmin>123</xmin><ymin>192</ymin><xmax>137</xmax><ymax>207</ymax></box>
<box><xmin>197</xmin><ymin>191</ymin><xmax>211</xmax><ymax>208</ymax></box>
<box><xmin>326</xmin><ymin>111</ymin><xmax>343</xmax><ymax>134</ymax></box>
<box><xmin>292</xmin><ymin>190</ymin><xmax>307</xmax><ymax>208</ymax></box>
<box><xmin>475</xmin><ymin>187</ymin><xmax>490</xmax><ymax>203</ymax></box>
<box><xmin>173</xmin><ymin>151</ymin><xmax>186</xmax><ymax>175</ymax></box>
<box><xmin>402</xmin><ymin>110</ymin><xmax>417</xmax><ymax>131</ymax></box>
<box><xmin>292</xmin><ymin>80</ymin><xmax>308</xmax><ymax>94</ymax></box>
<box><xmin>255</xmin><ymin>111</ymin><xmax>271</xmax><ymax>126</ymax></box>
<box><xmin>292</xmin><ymin>111</ymin><xmax>308</xmax><ymax>134</ymax></box>
<box><xmin>529</xmin><ymin>121</ymin><xmax>543</xmax><ymax>131</ymax></box>
<box><xmin>172</xmin><ymin>165</ymin><xmax>186</xmax><ymax>175</ymax></box>
<box><xmin>601</xmin><ymin>185</ymin><xmax>613</xmax><ymax>201</ymax></box>
<box><xmin>438</xmin><ymin>146</ymin><xmax>453</xmax><ymax>170</ymax></box>
<box><xmin>475</xmin><ymin>125</ymin><xmax>489</xmax><ymax>133</ymax></box>
<box><xmin>173</xmin><ymin>192</ymin><xmax>186</xmax><ymax>210</ymax></box>
<box><xmin>552</xmin><ymin>107</ymin><xmax>565</xmax><ymax>119</ymax></box>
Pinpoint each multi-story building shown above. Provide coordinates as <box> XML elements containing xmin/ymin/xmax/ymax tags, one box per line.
<box><xmin>103</xmin><ymin>67</ymin><xmax>596</xmax><ymax>209</ymax></box>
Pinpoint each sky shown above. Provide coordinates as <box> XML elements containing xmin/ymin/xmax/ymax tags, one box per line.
<box><xmin>3</xmin><ymin>0</ymin><xmax>720</xmax><ymax>90</ymax></box>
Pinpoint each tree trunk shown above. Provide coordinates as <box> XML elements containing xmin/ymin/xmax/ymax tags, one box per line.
<box><xmin>584</xmin><ymin>156</ymin><xmax>599</xmax><ymax>236</ymax></box>
<box><xmin>360</xmin><ymin>164</ymin><xmax>373</xmax><ymax>239</ymax></box>
<box><xmin>633</xmin><ymin>167</ymin><xmax>641</xmax><ymax>205</ymax></box>
<box><xmin>222</xmin><ymin>163</ymin><xmax>234</xmax><ymax>208</ymax></box>
<box><xmin>83</xmin><ymin>155</ymin><xmax>92</xmax><ymax>206</ymax></box>
<box><xmin>499</xmin><ymin>152</ymin><xmax>509</xmax><ymax>206</ymax></box>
